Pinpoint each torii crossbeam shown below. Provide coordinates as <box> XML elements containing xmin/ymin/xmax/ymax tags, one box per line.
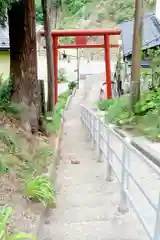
<box><xmin>41</xmin><ymin>29</ymin><xmax>121</xmax><ymax>104</ymax></box>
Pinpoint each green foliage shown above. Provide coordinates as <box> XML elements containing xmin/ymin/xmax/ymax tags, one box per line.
<box><xmin>105</xmin><ymin>89</ymin><xmax>160</xmax><ymax>140</ymax></box>
<box><xmin>143</xmin><ymin>47</ymin><xmax>160</xmax><ymax>87</ymax></box>
<box><xmin>36</xmin><ymin>5</ymin><xmax>43</xmax><ymax>23</ymax></box>
<box><xmin>68</xmin><ymin>81</ymin><xmax>76</xmax><ymax>90</ymax></box>
<box><xmin>35</xmin><ymin>0</ymin><xmax>41</xmax><ymax>7</ymax></box>
<box><xmin>136</xmin><ymin>110</ymin><xmax>160</xmax><ymax>140</ymax></box>
<box><xmin>0</xmin><ymin>76</ymin><xmax>22</xmax><ymax>117</ymax></box>
<box><xmin>134</xmin><ymin>88</ymin><xmax>160</xmax><ymax>116</ymax></box>
<box><xmin>115</xmin><ymin>8</ymin><xmax>133</xmax><ymax>23</ymax></box>
<box><xmin>97</xmin><ymin>99</ymin><xmax>114</xmax><ymax>111</ymax></box>
<box><xmin>63</xmin><ymin>0</ymin><xmax>92</xmax><ymax>15</ymax></box>
<box><xmin>0</xmin><ymin>160</ymin><xmax>8</xmax><ymax>173</ymax></box>
<box><xmin>0</xmin><ymin>207</ymin><xmax>36</xmax><ymax>240</ymax></box>
<box><xmin>25</xmin><ymin>175</ymin><xmax>56</xmax><ymax>207</ymax></box>
<box><xmin>107</xmin><ymin>95</ymin><xmax>130</xmax><ymax>124</ymax></box>
<box><xmin>0</xmin><ymin>0</ymin><xmax>10</xmax><ymax>25</ymax></box>
<box><xmin>43</xmin><ymin>90</ymin><xmax>70</xmax><ymax>134</ymax></box>
<box><xmin>107</xmin><ymin>0</ymin><xmax>134</xmax><ymax>23</ymax></box>
<box><xmin>0</xmin><ymin>76</ymin><xmax>12</xmax><ymax>103</ymax></box>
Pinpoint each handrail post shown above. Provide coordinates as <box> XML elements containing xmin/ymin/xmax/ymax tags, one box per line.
<box><xmin>87</xmin><ymin>110</ymin><xmax>90</xmax><ymax>139</ymax></box>
<box><xmin>89</xmin><ymin>111</ymin><xmax>92</xmax><ymax>139</ymax></box>
<box><xmin>96</xmin><ymin>118</ymin><xmax>102</xmax><ymax>162</ymax></box>
<box><xmin>118</xmin><ymin>139</ymin><xmax>130</xmax><ymax>213</ymax></box>
<box><xmin>106</xmin><ymin>125</ymin><xmax>112</xmax><ymax>181</ymax></box>
<box><xmin>153</xmin><ymin>192</ymin><xmax>160</xmax><ymax>240</ymax></box>
<box><xmin>92</xmin><ymin>114</ymin><xmax>95</xmax><ymax>149</ymax></box>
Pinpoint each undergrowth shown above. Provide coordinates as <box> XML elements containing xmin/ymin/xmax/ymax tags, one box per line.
<box><xmin>0</xmin><ymin>207</ymin><xmax>36</xmax><ymax>240</ymax></box>
<box><xmin>0</xmin><ymin>76</ymin><xmax>22</xmax><ymax>118</ymax></box>
<box><xmin>25</xmin><ymin>175</ymin><xmax>56</xmax><ymax>207</ymax></box>
<box><xmin>0</xmin><ymin>77</ymin><xmax>58</xmax><ymax>217</ymax></box>
<box><xmin>98</xmin><ymin>88</ymin><xmax>160</xmax><ymax>141</ymax></box>
<box><xmin>68</xmin><ymin>81</ymin><xmax>77</xmax><ymax>91</ymax></box>
<box><xmin>0</xmin><ymin>76</ymin><xmax>72</xmax><ymax>237</ymax></box>
<box><xmin>43</xmin><ymin>90</ymin><xmax>71</xmax><ymax>134</ymax></box>
<box><xmin>97</xmin><ymin>99</ymin><xmax>115</xmax><ymax>111</ymax></box>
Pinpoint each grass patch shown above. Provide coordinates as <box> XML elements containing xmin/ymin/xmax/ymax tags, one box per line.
<box><xmin>0</xmin><ymin>79</ymin><xmax>72</xmax><ymax>236</ymax></box>
<box><xmin>98</xmin><ymin>89</ymin><xmax>160</xmax><ymax>141</ymax></box>
<box><xmin>0</xmin><ymin>207</ymin><xmax>36</xmax><ymax>240</ymax></box>
<box><xmin>25</xmin><ymin>175</ymin><xmax>56</xmax><ymax>207</ymax></box>
<box><xmin>43</xmin><ymin>90</ymin><xmax>71</xmax><ymax>135</ymax></box>
<box><xmin>97</xmin><ymin>99</ymin><xmax>115</xmax><ymax>111</ymax></box>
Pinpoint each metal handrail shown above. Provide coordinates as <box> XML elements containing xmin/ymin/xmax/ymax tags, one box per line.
<box><xmin>80</xmin><ymin>105</ymin><xmax>160</xmax><ymax>240</ymax></box>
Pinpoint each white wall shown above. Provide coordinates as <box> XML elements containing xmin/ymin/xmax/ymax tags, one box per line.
<box><xmin>156</xmin><ymin>0</ymin><xmax>160</xmax><ymax>21</ymax></box>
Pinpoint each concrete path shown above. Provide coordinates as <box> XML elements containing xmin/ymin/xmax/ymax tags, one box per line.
<box><xmin>38</xmin><ymin>81</ymin><xmax>148</xmax><ymax>239</ymax></box>
<box><xmin>37</xmin><ymin>53</ymin><xmax>116</xmax><ymax>103</ymax></box>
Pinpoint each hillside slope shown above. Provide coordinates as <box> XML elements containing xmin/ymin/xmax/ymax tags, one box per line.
<box><xmin>58</xmin><ymin>0</ymin><xmax>120</xmax><ymax>60</ymax></box>
<box><xmin>55</xmin><ymin>0</ymin><xmax>155</xmax><ymax>60</ymax></box>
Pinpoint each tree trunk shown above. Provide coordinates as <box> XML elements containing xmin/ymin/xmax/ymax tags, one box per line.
<box><xmin>8</xmin><ymin>0</ymin><xmax>40</xmax><ymax>133</ymax></box>
<box><xmin>130</xmin><ymin>0</ymin><xmax>143</xmax><ymax>110</ymax></box>
<box><xmin>41</xmin><ymin>0</ymin><xmax>54</xmax><ymax>111</ymax></box>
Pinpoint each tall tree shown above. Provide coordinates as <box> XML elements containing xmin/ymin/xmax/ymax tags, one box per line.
<box><xmin>41</xmin><ymin>0</ymin><xmax>54</xmax><ymax>111</ymax></box>
<box><xmin>130</xmin><ymin>0</ymin><xmax>143</xmax><ymax>110</ymax></box>
<box><xmin>8</xmin><ymin>0</ymin><xmax>40</xmax><ymax>133</ymax></box>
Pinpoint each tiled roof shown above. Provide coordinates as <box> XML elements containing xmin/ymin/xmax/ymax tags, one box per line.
<box><xmin>0</xmin><ymin>24</ymin><xmax>9</xmax><ymax>50</ymax></box>
<box><xmin>119</xmin><ymin>13</ymin><xmax>160</xmax><ymax>57</ymax></box>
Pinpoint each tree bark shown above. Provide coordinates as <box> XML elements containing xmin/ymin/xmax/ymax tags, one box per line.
<box><xmin>41</xmin><ymin>0</ymin><xmax>54</xmax><ymax>111</ymax></box>
<box><xmin>130</xmin><ymin>0</ymin><xmax>143</xmax><ymax>110</ymax></box>
<box><xmin>8</xmin><ymin>0</ymin><xmax>40</xmax><ymax>133</ymax></box>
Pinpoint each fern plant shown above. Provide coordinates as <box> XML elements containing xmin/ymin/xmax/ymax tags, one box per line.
<box><xmin>0</xmin><ymin>207</ymin><xmax>36</xmax><ymax>240</ymax></box>
<box><xmin>25</xmin><ymin>175</ymin><xmax>56</xmax><ymax>207</ymax></box>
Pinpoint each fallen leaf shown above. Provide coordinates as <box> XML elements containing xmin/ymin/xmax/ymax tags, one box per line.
<box><xmin>71</xmin><ymin>160</ymin><xmax>80</xmax><ymax>164</ymax></box>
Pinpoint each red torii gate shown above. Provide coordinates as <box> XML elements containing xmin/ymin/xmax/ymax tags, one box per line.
<box><xmin>41</xmin><ymin>29</ymin><xmax>121</xmax><ymax>104</ymax></box>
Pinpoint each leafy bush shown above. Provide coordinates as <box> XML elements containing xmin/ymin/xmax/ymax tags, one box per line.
<box><xmin>134</xmin><ymin>88</ymin><xmax>160</xmax><ymax>116</ymax></box>
<box><xmin>0</xmin><ymin>76</ymin><xmax>12</xmax><ymax>104</ymax></box>
<box><xmin>106</xmin><ymin>89</ymin><xmax>160</xmax><ymax>140</ymax></box>
<box><xmin>36</xmin><ymin>5</ymin><xmax>43</xmax><ymax>23</ymax></box>
<box><xmin>98</xmin><ymin>99</ymin><xmax>115</xmax><ymax>111</ymax></box>
<box><xmin>136</xmin><ymin>110</ymin><xmax>160</xmax><ymax>140</ymax></box>
<box><xmin>0</xmin><ymin>76</ymin><xmax>22</xmax><ymax>117</ymax></box>
<box><xmin>0</xmin><ymin>207</ymin><xmax>36</xmax><ymax>240</ymax></box>
<box><xmin>68</xmin><ymin>81</ymin><xmax>77</xmax><ymax>90</ymax></box>
<box><xmin>42</xmin><ymin>90</ymin><xmax>70</xmax><ymax>134</ymax></box>
<box><xmin>107</xmin><ymin>95</ymin><xmax>130</xmax><ymax>123</ymax></box>
<box><xmin>25</xmin><ymin>175</ymin><xmax>56</xmax><ymax>207</ymax></box>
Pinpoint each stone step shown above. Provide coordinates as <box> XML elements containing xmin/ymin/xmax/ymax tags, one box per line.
<box><xmin>56</xmin><ymin>179</ymin><xmax>118</xmax><ymax>196</ymax></box>
<box><xmin>56</xmin><ymin>193</ymin><xmax>117</xmax><ymax>208</ymax></box>
<box><xmin>52</xmin><ymin>204</ymin><xmax>117</xmax><ymax>223</ymax></box>
<box><xmin>39</xmin><ymin>214</ymin><xmax>147</xmax><ymax>240</ymax></box>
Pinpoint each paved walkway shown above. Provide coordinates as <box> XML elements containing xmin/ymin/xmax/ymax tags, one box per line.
<box><xmin>38</xmin><ymin>81</ymin><xmax>148</xmax><ymax>239</ymax></box>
